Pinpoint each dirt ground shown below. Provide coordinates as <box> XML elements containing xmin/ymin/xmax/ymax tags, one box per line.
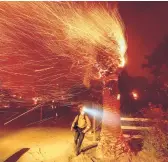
<box><xmin>1</xmin><ymin>110</ymin><xmax>167</xmax><ymax>162</ymax></box>
<box><xmin>0</xmin><ymin>125</ymin><xmax>99</xmax><ymax>162</ymax></box>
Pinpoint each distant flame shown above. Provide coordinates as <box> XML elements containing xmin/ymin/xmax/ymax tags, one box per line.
<box><xmin>117</xmin><ymin>94</ymin><xmax>120</xmax><ymax>100</ymax></box>
<box><xmin>132</xmin><ymin>92</ymin><xmax>138</xmax><ymax>100</ymax></box>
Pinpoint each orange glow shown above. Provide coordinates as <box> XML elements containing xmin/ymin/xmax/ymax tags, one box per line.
<box><xmin>118</xmin><ymin>39</ymin><xmax>127</xmax><ymax>67</ymax></box>
<box><xmin>32</xmin><ymin>97</ymin><xmax>38</xmax><ymax>105</ymax></box>
<box><xmin>132</xmin><ymin>92</ymin><xmax>138</xmax><ymax>100</ymax></box>
<box><xmin>117</xmin><ymin>94</ymin><xmax>120</xmax><ymax>100</ymax></box>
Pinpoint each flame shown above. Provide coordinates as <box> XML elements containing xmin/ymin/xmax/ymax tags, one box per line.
<box><xmin>132</xmin><ymin>91</ymin><xmax>138</xmax><ymax>100</ymax></box>
<box><xmin>117</xmin><ymin>94</ymin><xmax>120</xmax><ymax>100</ymax></box>
<box><xmin>118</xmin><ymin>39</ymin><xmax>127</xmax><ymax>67</ymax></box>
<box><xmin>65</xmin><ymin>5</ymin><xmax>127</xmax><ymax>69</ymax></box>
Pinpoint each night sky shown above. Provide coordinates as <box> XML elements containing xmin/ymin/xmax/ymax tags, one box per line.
<box><xmin>119</xmin><ymin>2</ymin><xmax>168</xmax><ymax>79</ymax></box>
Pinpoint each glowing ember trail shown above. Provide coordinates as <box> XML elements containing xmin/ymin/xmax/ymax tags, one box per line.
<box><xmin>0</xmin><ymin>2</ymin><xmax>127</xmax><ymax>102</ymax></box>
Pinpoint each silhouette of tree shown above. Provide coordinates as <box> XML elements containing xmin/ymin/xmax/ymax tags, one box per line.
<box><xmin>143</xmin><ymin>36</ymin><xmax>168</xmax><ymax>78</ymax></box>
<box><xmin>142</xmin><ymin>36</ymin><xmax>168</xmax><ymax>106</ymax></box>
<box><xmin>118</xmin><ymin>69</ymin><xmax>150</xmax><ymax>114</ymax></box>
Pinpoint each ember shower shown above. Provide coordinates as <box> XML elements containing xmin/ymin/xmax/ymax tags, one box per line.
<box><xmin>0</xmin><ymin>2</ymin><xmax>127</xmax><ymax>101</ymax></box>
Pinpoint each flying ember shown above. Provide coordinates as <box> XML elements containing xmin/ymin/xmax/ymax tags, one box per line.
<box><xmin>0</xmin><ymin>2</ymin><xmax>127</xmax><ymax>101</ymax></box>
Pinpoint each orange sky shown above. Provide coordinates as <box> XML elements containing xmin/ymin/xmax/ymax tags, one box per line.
<box><xmin>119</xmin><ymin>2</ymin><xmax>168</xmax><ymax>80</ymax></box>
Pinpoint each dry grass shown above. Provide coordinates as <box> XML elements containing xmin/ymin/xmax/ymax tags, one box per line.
<box><xmin>138</xmin><ymin>123</ymin><xmax>168</xmax><ymax>162</ymax></box>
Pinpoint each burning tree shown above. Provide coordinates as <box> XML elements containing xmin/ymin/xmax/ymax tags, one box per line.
<box><xmin>0</xmin><ymin>2</ymin><xmax>129</xmax><ymax>160</ymax></box>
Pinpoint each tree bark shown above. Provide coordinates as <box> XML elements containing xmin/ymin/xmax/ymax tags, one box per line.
<box><xmin>96</xmin><ymin>79</ymin><xmax>129</xmax><ymax>160</ymax></box>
